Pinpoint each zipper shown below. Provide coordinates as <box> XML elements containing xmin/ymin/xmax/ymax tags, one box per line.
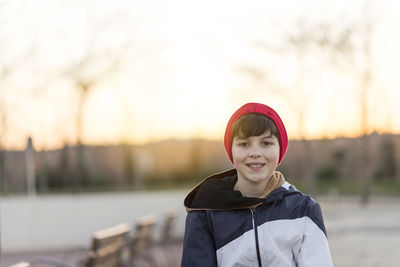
<box><xmin>250</xmin><ymin>208</ymin><xmax>262</xmax><ymax>267</ymax></box>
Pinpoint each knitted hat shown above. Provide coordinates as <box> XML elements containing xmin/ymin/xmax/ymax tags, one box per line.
<box><xmin>224</xmin><ymin>102</ymin><xmax>288</xmax><ymax>166</ymax></box>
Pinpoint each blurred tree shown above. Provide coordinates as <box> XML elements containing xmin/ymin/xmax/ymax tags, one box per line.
<box><xmin>61</xmin><ymin>5</ymin><xmax>136</xmax><ymax>190</ymax></box>
<box><xmin>395</xmin><ymin>137</ymin><xmax>400</xmax><ymax>182</ymax></box>
<box><xmin>317</xmin><ymin>164</ymin><xmax>338</xmax><ymax>182</ymax></box>
<box><xmin>189</xmin><ymin>139</ymin><xmax>202</xmax><ymax>178</ymax></box>
<box><xmin>25</xmin><ymin>137</ymin><xmax>36</xmax><ymax>196</ymax></box>
<box><xmin>0</xmin><ymin>1</ymin><xmax>10</xmax><ymax>194</ymax></box>
<box><xmin>242</xmin><ymin>0</ymin><xmax>383</xmax><ymax>204</ymax></box>
<box><xmin>358</xmin><ymin>1</ymin><xmax>375</xmax><ymax>205</ymax></box>
<box><xmin>0</xmin><ymin>0</ymin><xmax>26</xmax><ymax>194</ymax></box>
<box><xmin>374</xmin><ymin>135</ymin><xmax>396</xmax><ymax>181</ymax></box>
<box><xmin>326</xmin><ymin>0</ymin><xmax>379</xmax><ymax>205</ymax></box>
<box><xmin>0</xmin><ymin>62</ymin><xmax>11</xmax><ymax>195</ymax></box>
<box><xmin>332</xmin><ymin>149</ymin><xmax>346</xmax><ymax>179</ymax></box>
<box><xmin>123</xmin><ymin>144</ymin><xmax>135</xmax><ymax>187</ymax></box>
<box><xmin>240</xmin><ymin>20</ymin><xmax>354</xmax><ymax>195</ymax></box>
<box><xmin>58</xmin><ymin>143</ymin><xmax>71</xmax><ymax>188</ymax></box>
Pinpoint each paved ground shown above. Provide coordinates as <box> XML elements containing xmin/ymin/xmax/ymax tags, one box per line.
<box><xmin>2</xmin><ymin>244</ymin><xmax>184</xmax><ymax>267</ymax></box>
<box><xmin>321</xmin><ymin>196</ymin><xmax>400</xmax><ymax>267</ymax></box>
<box><xmin>2</xmin><ymin>195</ymin><xmax>400</xmax><ymax>266</ymax></box>
<box><xmin>1</xmin><ymin>248</ymin><xmax>88</xmax><ymax>267</ymax></box>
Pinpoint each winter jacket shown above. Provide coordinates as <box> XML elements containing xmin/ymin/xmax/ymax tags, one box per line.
<box><xmin>181</xmin><ymin>169</ymin><xmax>333</xmax><ymax>267</ymax></box>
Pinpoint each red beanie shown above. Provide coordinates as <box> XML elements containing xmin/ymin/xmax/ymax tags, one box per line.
<box><xmin>224</xmin><ymin>103</ymin><xmax>288</xmax><ymax>166</ymax></box>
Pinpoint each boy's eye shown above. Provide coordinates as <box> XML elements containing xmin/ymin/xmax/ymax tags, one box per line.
<box><xmin>238</xmin><ymin>142</ymin><xmax>248</xmax><ymax>147</ymax></box>
<box><xmin>263</xmin><ymin>141</ymin><xmax>272</xmax><ymax>146</ymax></box>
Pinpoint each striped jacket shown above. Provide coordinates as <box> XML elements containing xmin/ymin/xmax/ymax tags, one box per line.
<box><xmin>181</xmin><ymin>169</ymin><xmax>333</xmax><ymax>267</ymax></box>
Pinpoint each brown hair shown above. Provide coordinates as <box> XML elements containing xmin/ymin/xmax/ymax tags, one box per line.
<box><xmin>232</xmin><ymin>113</ymin><xmax>279</xmax><ymax>140</ymax></box>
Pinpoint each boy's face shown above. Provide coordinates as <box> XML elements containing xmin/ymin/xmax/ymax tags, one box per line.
<box><xmin>232</xmin><ymin>130</ymin><xmax>280</xmax><ymax>186</ymax></box>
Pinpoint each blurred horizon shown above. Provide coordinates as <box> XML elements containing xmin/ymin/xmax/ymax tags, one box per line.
<box><xmin>1</xmin><ymin>0</ymin><xmax>400</xmax><ymax>150</ymax></box>
<box><xmin>7</xmin><ymin>130</ymin><xmax>400</xmax><ymax>152</ymax></box>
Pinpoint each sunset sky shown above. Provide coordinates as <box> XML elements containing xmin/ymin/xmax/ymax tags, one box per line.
<box><xmin>1</xmin><ymin>0</ymin><xmax>400</xmax><ymax>150</ymax></box>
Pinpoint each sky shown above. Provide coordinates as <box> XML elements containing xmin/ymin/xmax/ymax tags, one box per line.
<box><xmin>1</xmin><ymin>0</ymin><xmax>400</xmax><ymax>150</ymax></box>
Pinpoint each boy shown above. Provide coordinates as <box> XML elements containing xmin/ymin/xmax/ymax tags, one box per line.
<box><xmin>181</xmin><ymin>102</ymin><xmax>333</xmax><ymax>267</ymax></box>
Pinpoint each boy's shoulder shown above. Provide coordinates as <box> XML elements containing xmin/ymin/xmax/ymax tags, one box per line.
<box><xmin>273</xmin><ymin>180</ymin><xmax>321</xmax><ymax>209</ymax></box>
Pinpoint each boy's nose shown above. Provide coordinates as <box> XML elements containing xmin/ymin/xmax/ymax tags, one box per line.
<box><xmin>248</xmin><ymin>147</ymin><xmax>261</xmax><ymax>158</ymax></box>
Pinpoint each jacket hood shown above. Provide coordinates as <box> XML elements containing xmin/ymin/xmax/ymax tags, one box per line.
<box><xmin>184</xmin><ymin>169</ymin><xmax>299</xmax><ymax>211</ymax></box>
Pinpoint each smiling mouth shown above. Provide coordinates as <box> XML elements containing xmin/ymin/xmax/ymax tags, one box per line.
<box><xmin>246</xmin><ymin>163</ymin><xmax>266</xmax><ymax>170</ymax></box>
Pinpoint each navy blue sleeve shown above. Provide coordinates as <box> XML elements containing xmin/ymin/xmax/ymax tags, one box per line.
<box><xmin>305</xmin><ymin>199</ymin><xmax>327</xmax><ymax>236</ymax></box>
<box><xmin>181</xmin><ymin>211</ymin><xmax>218</xmax><ymax>267</ymax></box>
<box><xmin>297</xmin><ymin>199</ymin><xmax>333</xmax><ymax>266</ymax></box>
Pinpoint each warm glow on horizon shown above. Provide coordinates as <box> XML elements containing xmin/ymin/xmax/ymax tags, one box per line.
<box><xmin>1</xmin><ymin>0</ymin><xmax>400</xmax><ymax>150</ymax></box>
